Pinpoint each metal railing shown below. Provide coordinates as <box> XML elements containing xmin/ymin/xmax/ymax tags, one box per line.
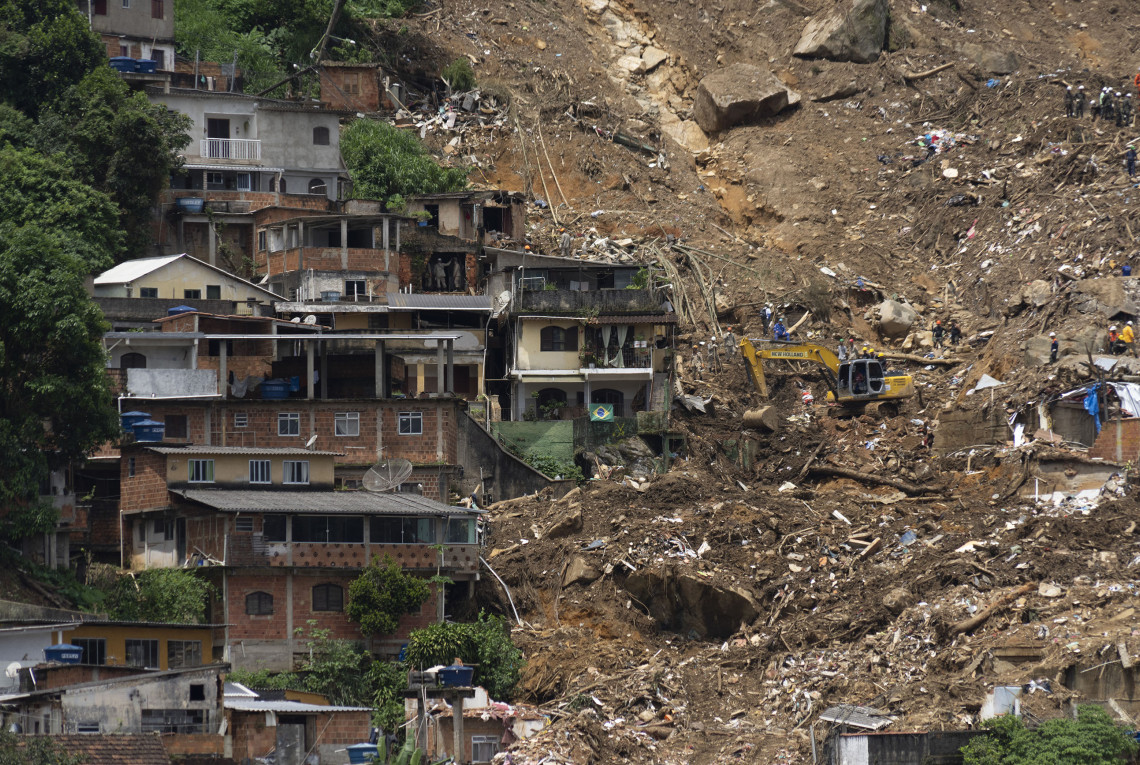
<box><xmin>200</xmin><ymin>138</ymin><xmax>261</xmax><ymax>160</ymax></box>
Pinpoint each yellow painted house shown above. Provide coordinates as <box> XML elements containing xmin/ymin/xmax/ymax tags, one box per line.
<box><xmin>58</xmin><ymin>622</ymin><xmax>219</xmax><ymax>670</ymax></box>
<box><xmin>93</xmin><ymin>253</ymin><xmax>280</xmax><ymax>304</ymax></box>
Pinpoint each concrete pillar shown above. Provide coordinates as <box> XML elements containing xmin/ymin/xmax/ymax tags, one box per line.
<box><xmin>306</xmin><ymin>340</ymin><xmax>315</xmax><ymax>400</ymax></box>
<box><xmin>382</xmin><ymin>218</ymin><xmax>389</xmax><ymax>250</ymax></box>
<box><xmin>374</xmin><ymin>341</ymin><xmax>386</xmax><ymax>398</ymax></box>
<box><xmin>394</xmin><ymin>220</ymin><xmax>400</xmax><ymax>251</ymax></box>
<box><xmin>340</xmin><ymin>218</ymin><xmax>348</xmax><ymax>269</ymax></box>
<box><xmin>320</xmin><ymin>340</ymin><xmax>328</xmax><ymax>400</ymax></box>
<box><xmin>436</xmin><ymin>341</ymin><xmax>445</xmax><ymax>395</ymax></box>
<box><xmin>452</xmin><ymin>695</ymin><xmax>464</xmax><ymax>764</ymax></box>
<box><xmin>446</xmin><ymin>340</ymin><xmax>454</xmax><ymax>394</ymax></box>
<box><xmin>219</xmin><ymin>341</ymin><xmax>227</xmax><ymax>398</ymax></box>
<box><xmin>297</xmin><ymin>220</ymin><xmax>305</xmax><ymax>272</ymax></box>
<box><xmin>208</xmin><ymin>221</ymin><xmax>217</xmax><ymax>266</ymax></box>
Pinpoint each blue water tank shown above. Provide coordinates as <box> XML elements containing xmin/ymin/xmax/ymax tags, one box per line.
<box><xmin>121</xmin><ymin>411</ymin><xmax>151</xmax><ymax>431</ymax></box>
<box><xmin>437</xmin><ymin>665</ymin><xmax>474</xmax><ymax>687</ymax></box>
<box><xmin>109</xmin><ymin>57</ymin><xmax>135</xmax><ymax>73</ymax></box>
<box><xmin>167</xmin><ymin>305</ymin><xmax>197</xmax><ymax>315</ymax></box>
<box><xmin>135</xmin><ymin>59</ymin><xmax>157</xmax><ymax>74</ymax></box>
<box><xmin>176</xmin><ymin>197</ymin><xmax>205</xmax><ymax>213</ymax></box>
<box><xmin>132</xmin><ymin>419</ymin><xmax>166</xmax><ymax>442</ymax></box>
<box><xmin>261</xmin><ymin>380</ymin><xmax>290</xmax><ymax>400</ymax></box>
<box><xmin>345</xmin><ymin>744</ymin><xmax>378</xmax><ymax>764</ymax></box>
<box><xmin>44</xmin><ymin>644</ymin><xmax>83</xmax><ymax>664</ymax></box>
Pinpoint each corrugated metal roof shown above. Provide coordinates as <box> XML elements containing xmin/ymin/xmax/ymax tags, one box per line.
<box><xmin>819</xmin><ymin>704</ymin><xmax>893</xmax><ymax>730</ymax></box>
<box><xmin>225</xmin><ymin>700</ymin><xmax>371</xmax><ymax>713</ymax></box>
<box><xmin>587</xmin><ymin>314</ymin><xmax>677</xmax><ymax>324</ymax></box>
<box><xmin>145</xmin><ymin>446</ymin><xmax>344</xmax><ymax>457</ymax></box>
<box><xmin>94</xmin><ymin>255</ymin><xmax>182</xmax><ymax>285</ymax></box>
<box><xmin>177</xmin><ymin>489</ymin><xmax>481</xmax><ymax>516</ymax></box>
<box><xmin>387</xmin><ymin>293</ymin><xmax>491</xmax><ymax>311</ymax></box>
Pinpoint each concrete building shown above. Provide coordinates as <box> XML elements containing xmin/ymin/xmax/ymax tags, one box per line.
<box><xmin>94</xmin><ymin>253</ymin><xmax>280</xmax><ymax>303</ymax></box>
<box><xmin>76</xmin><ymin>0</ymin><xmax>175</xmax><ymax>71</ymax></box>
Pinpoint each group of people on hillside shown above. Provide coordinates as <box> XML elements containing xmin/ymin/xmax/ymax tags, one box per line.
<box><xmin>1063</xmin><ymin>77</ymin><xmax>1138</xmax><ymax>127</ymax></box>
<box><xmin>1107</xmin><ymin>322</ymin><xmax>1136</xmax><ymax>355</ymax></box>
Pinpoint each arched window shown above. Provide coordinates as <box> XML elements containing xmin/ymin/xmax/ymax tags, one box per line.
<box><xmin>591</xmin><ymin>388</ymin><xmax>624</xmax><ymax>417</ymax></box>
<box><xmin>308</xmin><ymin>178</ymin><xmax>327</xmax><ymax>196</ymax></box>
<box><xmin>120</xmin><ymin>352</ymin><xmax>147</xmax><ymax>369</ymax></box>
<box><xmin>312</xmin><ymin>583</ymin><xmax>343</xmax><ymax>612</ymax></box>
<box><xmin>312</xmin><ymin>126</ymin><xmax>330</xmax><ymax>145</ymax></box>
<box><xmin>279</xmin><ymin>177</ymin><xmax>287</xmax><ymax>194</ymax></box>
<box><xmin>269</xmin><ymin>176</ymin><xmax>277</xmax><ymax>192</ymax></box>
<box><xmin>245</xmin><ymin>591</ymin><xmax>274</xmax><ymax>615</ymax></box>
<box><xmin>539</xmin><ymin>325</ymin><xmax>577</xmax><ymax>352</ymax></box>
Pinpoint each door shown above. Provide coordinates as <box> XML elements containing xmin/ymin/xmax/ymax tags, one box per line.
<box><xmin>176</xmin><ymin>518</ymin><xmax>187</xmax><ymax>564</ymax></box>
<box><xmin>276</xmin><ymin>723</ymin><xmax>305</xmax><ymax>765</ymax></box>
<box><xmin>206</xmin><ymin>118</ymin><xmax>230</xmax><ymax>158</ymax></box>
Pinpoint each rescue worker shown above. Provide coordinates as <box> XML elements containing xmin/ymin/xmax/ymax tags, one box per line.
<box><xmin>723</xmin><ymin>326</ymin><xmax>737</xmax><ymax>360</ymax></box>
<box><xmin>1064</xmin><ymin>86</ymin><xmax>1075</xmax><ymax>117</ymax></box>
<box><xmin>1075</xmin><ymin>85</ymin><xmax>1086</xmax><ymax>118</ymax></box>
<box><xmin>1109</xmin><ymin>325</ymin><xmax>1123</xmax><ymax>354</ymax></box>
<box><xmin>1127</xmin><ymin>145</ymin><xmax>1137</xmax><ymax>178</ymax></box>
<box><xmin>949</xmin><ymin>321</ymin><xmax>962</xmax><ymax>346</ymax></box>
<box><xmin>1135</xmin><ymin>68</ymin><xmax>1140</xmax><ymax>95</ymax></box>
<box><xmin>558</xmin><ymin>228</ymin><xmax>571</xmax><ymax>257</ymax></box>
<box><xmin>760</xmin><ymin>304</ymin><xmax>773</xmax><ymax>335</ymax></box>
<box><xmin>1049</xmin><ymin>332</ymin><xmax>1059</xmax><ymax>363</ymax></box>
<box><xmin>707</xmin><ymin>335</ymin><xmax>721</xmax><ymax>373</ymax></box>
<box><xmin>690</xmin><ymin>344</ymin><xmax>704</xmax><ymax>379</ymax></box>
<box><xmin>1123</xmin><ymin>321</ymin><xmax>1136</xmax><ymax>354</ymax></box>
<box><xmin>1122</xmin><ymin>94</ymin><xmax>1134</xmax><ymax>127</ymax></box>
<box><xmin>932</xmin><ymin>320</ymin><xmax>945</xmax><ymax>348</ymax></box>
<box><xmin>837</xmin><ymin>341</ymin><xmax>848</xmax><ymax>361</ymax></box>
<box><xmin>773</xmin><ymin>317</ymin><xmax>790</xmax><ymax>342</ymax></box>
<box><xmin>1117</xmin><ymin>92</ymin><xmax>1128</xmax><ymax>127</ymax></box>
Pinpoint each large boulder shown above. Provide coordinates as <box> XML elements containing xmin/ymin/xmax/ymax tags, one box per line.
<box><xmin>561</xmin><ymin>555</ymin><xmax>602</xmax><ymax>587</ymax></box>
<box><xmin>959</xmin><ymin>43</ymin><xmax>1018</xmax><ymax>75</ymax></box>
<box><xmin>692</xmin><ymin>63</ymin><xmax>800</xmax><ymax>133</ymax></box>
<box><xmin>793</xmin><ymin>0</ymin><xmax>889</xmax><ymax>64</ymax></box>
<box><xmin>873</xmin><ymin>300</ymin><xmax>918</xmax><ymax>338</ymax></box>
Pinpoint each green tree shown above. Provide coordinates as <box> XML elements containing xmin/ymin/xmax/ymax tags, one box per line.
<box><xmin>37</xmin><ymin>68</ymin><xmax>192</xmax><ymax>258</ymax></box>
<box><xmin>961</xmin><ymin>705</ymin><xmax>1139</xmax><ymax>765</ymax></box>
<box><xmin>404</xmin><ymin>611</ymin><xmax>523</xmax><ymax>700</ymax></box>
<box><xmin>0</xmin><ymin>224</ymin><xmax>121</xmax><ymax>517</ymax></box>
<box><xmin>347</xmin><ymin>554</ymin><xmax>431</xmax><ymax>636</ymax></box>
<box><xmin>0</xmin><ymin>729</ymin><xmax>86</xmax><ymax>765</ymax></box>
<box><xmin>0</xmin><ymin>0</ymin><xmax>104</xmax><ymax>118</ymax></box>
<box><xmin>296</xmin><ymin>624</ymin><xmax>373</xmax><ymax>705</ymax></box>
<box><xmin>368</xmin><ymin>659</ymin><xmax>408</xmax><ymax>734</ymax></box>
<box><xmin>104</xmin><ymin>570</ymin><xmax>215</xmax><ymax>623</ymax></box>
<box><xmin>341</xmin><ymin>119</ymin><xmax>467</xmax><ymax>207</ymax></box>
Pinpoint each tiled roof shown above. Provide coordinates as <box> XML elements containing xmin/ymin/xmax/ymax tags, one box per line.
<box><xmin>586</xmin><ymin>314</ymin><xmax>678</xmax><ymax>324</ymax></box>
<box><xmin>18</xmin><ymin>734</ymin><xmax>171</xmax><ymax>765</ymax></box>
<box><xmin>177</xmin><ymin>489</ymin><xmax>481</xmax><ymax>516</ymax></box>
<box><xmin>144</xmin><ymin>446</ymin><xmax>344</xmax><ymax>457</ymax></box>
<box><xmin>386</xmin><ymin>293</ymin><xmax>491</xmax><ymax>311</ymax></box>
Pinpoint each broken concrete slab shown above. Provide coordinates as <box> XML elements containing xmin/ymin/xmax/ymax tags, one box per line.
<box><xmin>793</xmin><ymin>0</ymin><xmax>889</xmax><ymax>64</ymax></box>
<box><xmin>562</xmin><ymin>555</ymin><xmax>602</xmax><ymax>587</ymax></box>
<box><xmin>641</xmin><ymin>46</ymin><xmax>668</xmax><ymax>73</ymax></box>
<box><xmin>692</xmin><ymin>63</ymin><xmax>800</xmax><ymax>133</ymax></box>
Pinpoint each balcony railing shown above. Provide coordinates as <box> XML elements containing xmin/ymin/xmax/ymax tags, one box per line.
<box><xmin>200</xmin><ymin>138</ymin><xmax>261</xmax><ymax>161</ymax></box>
<box><xmin>516</xmin><ymin>287</ymin><xmax>662</xmax><ymax>315</ymax></box>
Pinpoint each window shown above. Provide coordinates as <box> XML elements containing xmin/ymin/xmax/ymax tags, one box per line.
<box><xmin>125</xmin><ymin>639</ymin><xmax>160</xmax><ymax>668</ymax></box>
<box><xmin>138</xmin><ymin>521</ymin><xmax>145</xmax><ymax>542</ymax></box>
<box><xmin>446</xmin><ymin>517</ymin><xmax>476</xmax><ymax>544</ymax></box>
<box><xmin>249</xmin><ymin>460</ymin><xmax>270</xmax><ymax>484</ymax></box>
<box><xmin>246</xmin><ymin>591</ymin><xmax>274</xmax><ymax>615</ymax></box>
<box><xmin>345</xmin><ymin>279</ymin><xmax>366</xmax><ymax>299</ymax></box>
<box><xmin>188</xmin><ymin>459</ymin><xmax>215</xmax><ymax>483</ymax></box>
<box><xmin>188</xmin><ymin>683</ymin><xmax>205</xmax><ymax>700</ymax></box>
<box><xmin>139</xmin><ymin>287</ymin><xmax>158</xmax><ymax>298</ymax></box>
<box><xmin>344</xmin><ymin>73</ymin><xmax>361</xmax><ymax>95</ymax></box>
<box><xmin>283</xmin><ymin>460</ymin><xmax>309</xmax><ymax>485</ymax></box>
<box><xmin>308</xmin><ymin>178</ymin><xmax>328</xmax><ymax>196</ymax></box>
<box><xmin>235</xmin><ymin>516</ymin><xmax>254</xmax><ymax>532</ymax></box>
<box><xmin>164</xmin><ymin>414</ymin><xmax>188</xmax><ymax>439</ymax></box>
<box><xmin>279</xmin><ymin>177</ymin><xmax>287</xmax><ymax>193</ymax></box>
<box><xmin>153</xmin><ymin>518</ymin><xmax>173</xmax><ymax>540</ymax></box>
<box><xmin>120</xmin><ymin>352</ymin><xmax>147</xmax><ymax>369</ymax></box>
<box><xmin>278</xmin><ymin>412</ymin><xmax>300</xmax><ymax>436</ymax></box>
<box><xmin>73</xmin><ymin>638</ymin><xmax>106</xmax><ymax>666</ymax></box>
<box><xmin>184</xmin><ymin>289</ymin><xmax>202</xmax><ymax>299</ymax></box>
<box><xmin>206</xmin><ymin>172</ymin><xmax>223</xmax><ymax>186</ymax></box>
<box><xmin>141</xmin><ymin>709</ymin><xmax>204</xmax><ymax>734</ymax></box>
<box><xmin>151</xmin><ymin>0</ymin><xmax>162</xmax><ymax>18</ymax></box>
<box><xmin>151</xmin><ymin>49</ymin><xmax>164</xmax><ymax>69</ymax></box>
<box><xmin>168</xmin><ymin>641</ymin><xmax>202</xmax><ymax>669</ymax></box>
<box><xmin>398</xmin><ymin>411</ymin><xmax>422</xmax><ymax>435</ymax></box>
<box><xmin>370</xmin><ymin>516</ymin><xmax>434</xmax><ymax>544</ymax></box>
<box><xmin>312</xmin><ymin>584</ymin><xmax>343</xmax><ymax>612</ymax></box>
<box><xmin>540</xmin><ymin>326</ymin><xmax>578</xmax><ymax>352</ymax></box>
<box><xmin>76</xmin><ymin>723</ymin><xmax>100</xmax><ymax>734</ymax></box>
<box><xmin>235</xmin><ymin>172</ymin><xmax>251</xmax><ymax>191</ymax></box>
<box><xmin>335</xmin><ymin>412</ymin><xmax>360</xmax><ymax>437</ymax></box>
<box><xmin>313</xmin><ymin>126</ymin><xmax>330</xmax><ymax>145</ymax></box>
<box><xmin>264</xmin><ymin>515</ymin><xmax>286</xmax><ymax>541</ymax></box>
<box><xmin>93</xmin><ymin>0</ymin><xmax>107</xmax><ymax>14</ymax></box>
<box><xmin>127</xmin><ymin>457</ymin><xmax>136</xmax><ymax>478</ymax></box>
<box><xmin>234</xmin><ymin>412</ymin><xmax>248</xmax><ymax>428</ymax></box>
<box><xmin>257</xmin><ymin>231</ymin><xmax>267</xmax><ymax>251</ymax></box>
<box><xmin>293</xmin><ymin>515</ymin><xmax>364</xmax><ymax>543</ymax></box>
<box><xmin>121</xmin><ymin>0</ymin><xmax>129</xmax><ymax>8</ymax></box>
<box><xmin>472</xmin><ymin>736</ymin><xmax>500</xmax><ymax>764</ymax></box>
<box><xmin>206</xmin><ymin>285</ymin><xmax>221</xmax><ymax>300</ymax></box>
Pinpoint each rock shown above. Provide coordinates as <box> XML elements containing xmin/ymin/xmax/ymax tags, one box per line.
<box><xmin>617</xmin><ymin>55</ymin><xmax>644</xmax><ymax>74</ymax></box>
<box><xmin>743</xmin><ymin>406</ymin><xmax>779</xmax><ymax>432</ymax></box>
<box><xmin>546</xmin><ymin>505</ymin><xmax>583</xmax><ymax>538</ymax></box>
<box><xmin>810</xmin><ymin>80</ymin><xmax>862</xmax><ymax>102</ymax></box>
<box><xmin>874</xmin><ymin>300</ymin><xmax>918</xmax><ymax>338</ymax></box>
<box><xmin>960</xmin><ymin>43</ymin><xmax>1018</xmax><ymax>75</ymax></box>
<box><xmin>562</xmin><ymin>555</ymin><xmax>602</xmax><ymax>587</ymax></box>
<box><xmin>1038</xmin><ymin>582</ymin><xmax>1063</xmax><ymax>598</ymax></box>
<box><xmin>641</xmin><ymin>46</ymin><xmax>668</xmax><ymax>73</ymax></box>
<box><xmin>692</xmin><ymin>63</ymin><xmax>801</xmax><ymax>133</ymax></box>
<box><xmin>581</xmin><ymin>0</ymin><xmax>608</xmax><ymax>13</ymax></box>
<box><xmin>617</xmin><ymin>436</ymin><xmax>655</xmax><ymax>461</ymax></box>
<box><xmin>882</xmin><ymin>587</ymin><xmax>915</xmax><ymax>614</ymax></box>
<box><xmin>714</xmin><ymin>290</ymin><xmax>734</xmax><ymax>316</ymax></box>
<box><xmin>793</xmin><ymin>0</ymin><xmax>888</xmax><ymax>64</ymax></box>
<box><xmin>1022</xmin><ymin>279</ymin><xmax>1053</xmax><ymax>308</ymax></box>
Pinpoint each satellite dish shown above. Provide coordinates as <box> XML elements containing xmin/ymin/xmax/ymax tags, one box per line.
<box><xmin>5</xmin><ymin>661</ymin><xmax>22</xmax><ymax>679</ymax></box>
<box><xmin>492</xmin><ymin>290</ymin><xmax>512</xmax><ymax>317</ymax></box>
<box><xmin>305</xmin><ymin>434</ymin><xmax>319</xmax><ymax>450</ymax></box>
<box><xmin>290</xmin><ymin>316</ymin><xmax>301</xmax><ymax>323</ymax></box>
<box><xmin>363</xmin><ymin>459</ymin><xmax>413</xmax><ymax>492</ymax></box>
<box><xmin>303</xmin><ymin>314</ymin><xmax>318</xmax><ymax>325</ymax></box>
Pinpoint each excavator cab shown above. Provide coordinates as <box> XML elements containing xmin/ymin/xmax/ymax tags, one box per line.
<box><xmin>836</xmin><ymin>359</ymin><xmax>886</xmax><ymax>400</ymax></box>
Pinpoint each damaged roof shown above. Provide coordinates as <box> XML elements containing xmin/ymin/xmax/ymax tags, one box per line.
<box><xmin>819</xmin><ymin>704</ymin><xmax>894</xmax><ymax>730</ymax></box>
<box><xmin>176</xmin><ymin>489</ymin><xmax>481</xmax><ymax>516</ymax></box>
<box><xmin>19</xmin><ymin>735</ymin><xmax>171</xmax><ymax>765</ymax></box>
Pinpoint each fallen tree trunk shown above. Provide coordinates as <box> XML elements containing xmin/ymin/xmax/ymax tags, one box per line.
<box><xmin>947</xmin><ymin>583</ymin><xmax>1035</xmax><ymax>637</ymax></box>
<box><xmin>880</xmin><ymin>352</ymin><xmax>960</xmax><ymax>366</ymax></box>
<box><xmin>808</xmin><ymin>465</ymin><xmax>929</xmax><ymax>495</ymax></box>
<box><xmin>902</xmin><ymin>62</ymin><xmax>954</xmax><ymax>81</ymax></box>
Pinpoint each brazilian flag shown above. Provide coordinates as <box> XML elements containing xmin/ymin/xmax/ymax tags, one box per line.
<box><xmin>590</xmin><ymin>404</ymin><xmax>614</xmax><ymax>421</ymax></box>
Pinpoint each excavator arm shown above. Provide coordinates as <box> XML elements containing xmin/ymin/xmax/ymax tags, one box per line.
<box><xmin>740</xmin><ymin>339</ymin><xmax>842</xmax><ymax>399</ymax></box>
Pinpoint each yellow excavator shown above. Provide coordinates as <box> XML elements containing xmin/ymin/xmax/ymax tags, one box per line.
<box><xmin>740</xmin><ymin>339</ymin><xmax>915</xmax><ymax>413</ymax></box>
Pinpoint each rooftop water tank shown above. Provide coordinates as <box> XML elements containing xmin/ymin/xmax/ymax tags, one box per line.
<box><xmin>132</xmin><ymin>419</ymin><xmax>165</xmax><ymax>442</ymax></box>
<box><xmin>43</xmin><ymin>645</ymin><xmax>83</xmax><ymax>664</ymax></box>
<box><xmin>120</xmin><ymin>411</ymin><xmax>151</xmax><ymax>431</ymax></box>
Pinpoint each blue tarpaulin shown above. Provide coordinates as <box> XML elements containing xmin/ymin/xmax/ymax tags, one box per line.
<box><xmin>1084</xmin><ymin>383</ymin><xmax>1101</xmax><ymax>434</ymax></box>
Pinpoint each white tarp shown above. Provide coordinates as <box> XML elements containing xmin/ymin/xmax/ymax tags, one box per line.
<box><xmin>1108</xmin><ymin>382</ymin><xmax>1140</xmax><ymax>418</ymax></box>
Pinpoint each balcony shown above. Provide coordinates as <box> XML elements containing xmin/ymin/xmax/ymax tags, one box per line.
<box><xmin>199</xmin><ymin>138</ymin><xmax>261</xmax><ymax>161</ymax></box>
<box><xmin>515</xmin><ymin>287</ymin><xmax>663</xmax><ymax>315</ymax></box>
<box><xmin>224</xmin><ymin>535</ymin><xmax>479</xmax><ymax>573</ymax></box>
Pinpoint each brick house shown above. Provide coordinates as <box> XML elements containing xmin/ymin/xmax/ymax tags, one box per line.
<box><xmin>318</xmin><ymin>62</ymin><xmax>396</xmax><ymax>113</ymax></box>
<box><xmin>118</xmin><ymin>443</ymin><xmax>482</xmax><ymax>669</ymax></box>
<box><xmin>225</xmin><ymin>685</ymin><xmax>371</xmax><ymax>765</ymax></box>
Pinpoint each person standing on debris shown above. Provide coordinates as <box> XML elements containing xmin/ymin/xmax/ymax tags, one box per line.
<box><xmin>1117</xmin><ymin>92</ymin><xmax>1128</xmax><ymax>127</ymax></box>
<box><xmin>949</xmin><ymin>321</ymin><xmax>962</xmax><ymax>346</ymax></box>
<box><xmin>1122</xmin><ymin>94</ymin><xmax>1134</xmax><ymax>127</ymax></box>
<box><xmin>1102</xmin><ymin>88</ymin><xmax>1115</xmax><ymax>122</ymax></box>
<box><xmin>559</xmin><ymin>228</ymin><xmax>571</xmax><ymax>257</ymax></box>
<box><xmin>1123</xmin><ymin>321</ymin><xmax>1136</xmax><ymax>354</ymax></box>
<box><xmin>760</xmin><ymin>304</ymin><xmax>773</xmax><ymax>335</ymax></box>
<box><xmin>1064</xmin><ymin>86</ymin><xmax>1075</xmax><ymax>117</ymax></box>
<box><xmin>773</xmin><ymin>317</ymin><xmax>789</xmax><ymax>342</ymax></box>
<box><xmin>707</xmin><ymin>335</ymin><xmax>721</xmax><ymax>372</ymax></box>
<box><xmin>1075</xmin><ymin>85</ymin><xmax>1086</xmax><ymax>117</ymax></box>
<box><xmin>837</xmin><ymin>341</ymin><xmax>848</xmax><ymax>361</ymax></box>
<box><xmin>1109</xmin><ymin>325</ymin><xmax>1124</xmax><ymax>354</ymax></box>
<box><xmin>1049</xmin><ymin>332</ymin><xmax>1059</xmax><ymax>363</ymax></box>
<box><xmin>690</xmin><ymin>344</ymin><xmax>703</xmax><ymax>379</ymax></box>
<box><xmin>723</xmin><ymin>326</ymin><xmax>737</xmax><ymax>360</ymax></box>
<box><xmin>847</xmin><ymin>337</ymin><xmax>858</xmax><ymax>358</ymax></box>
<box><xmin>932</xmin><ymin>320</ymin><xmax>945</xmax><ymax>349</ymax></box>
<box><xmin>1127</xmin><ymin>145</ymin><xmax>1137</xmax><ymax>178</ymax></box>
